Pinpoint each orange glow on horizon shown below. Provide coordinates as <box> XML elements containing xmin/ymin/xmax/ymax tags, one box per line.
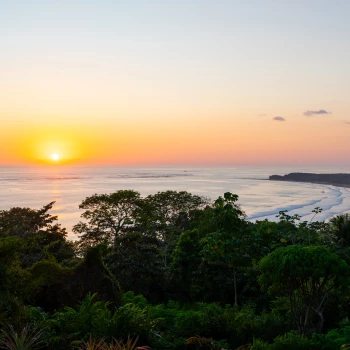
<box><xmin>1</xmin><ymin>110</ymin><xmax>350</xmax><ymax>166</ymax></box>
<box><xmin>1</xmin><ymin>2</ymin><xmax>350</xmax><ymax>167</ymax></box>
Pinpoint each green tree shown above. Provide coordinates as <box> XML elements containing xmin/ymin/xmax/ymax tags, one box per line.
<box><xmin>258</xmin><ymin>245</ymin><xmax>349</xmax><ymax>335</ymax></box>
<box><xmin>105</xmin><ymin>232</ymin><xmax>165</xmax><ymax>302</ymax></box>
<box><xmin>145</xmin><ymin>191</ymin><xmax>208</xmax><ymax>268</ymax></box>
<box><xmin>0</xmin><ymin>202</ymin><xmax>61</xmax><ymax>238</ymax></box>
<box><xmin>25</xmin><ymin>244</ymin><xmax>122</xmax><ymax>311</ymax></box>
<box><xmin>200</xmin><ymin>193</ymin><xmax>246</xmax><ymax>305</ymax></box>
<box><xmin>0</xmin><ymin>202</ymin><xmax>74</xmax><ymax>267</ymax></box>
<box><xmin>330</xmin><ymin>213</ymin><xmax>350</xmax><ymax>248</ymax></box>
<box><xmin>170</xmin><ymin>229</ymin><xmax>203</xmax><ymax>301</ymax></box>
<box><xmin>74</xmin><ymin>190</ymin><xmax>142</xmax><ymax>249</ymax></box>
<box><xmin>0</xmin><ymin>237</ymin><xmax>27</xmax><ymax>326</ymax></box>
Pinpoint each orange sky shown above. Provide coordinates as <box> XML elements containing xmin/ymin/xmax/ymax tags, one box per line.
<box><xmin>1</xmin><ymin>1</ymin><xmax>350</xmax><ymax>166</ymax></box>
<box><xmin>2</xmin><ymin>110</ymin><xmax>349</xmax><ymax>166</ymax></box>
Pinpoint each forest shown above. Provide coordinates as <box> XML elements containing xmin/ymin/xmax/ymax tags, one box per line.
<box><xmin>1</xmin><ymin>189</ymin><xmax>350</xmax><ymax>350</ymax></box>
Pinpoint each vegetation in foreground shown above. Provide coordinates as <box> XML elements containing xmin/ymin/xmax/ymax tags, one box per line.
<box><xmin>1</xmin><ymin>189</ymin><xmax>350</xmax><ymax>349</ymax></box>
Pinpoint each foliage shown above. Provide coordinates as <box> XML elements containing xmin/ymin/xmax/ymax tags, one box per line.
<box><xmin>258</xmin><ymin>245</ymin><xmax>349</xmax><ymax>335</ymax></box>
<box><xmin>185</xmin><ymin>335</ymin><xmax>229</xmax><ymax>350</ymax></box>
<box><xmin>0</xmin><ymin>202</ymin><xmax>60</xmax><ymax>238</ymax></box>
<box><xmin>233</xmin><ymin>304</ymin><xmax>287</xmax><ymax>344</ymax></box>
<box><xmin>77</xmin><ymin>335</ymin><xmax>150</xmax><ymax>350</ymax></box>
<box><xmin>24</xmin><ymin>244</ymin><xmax>122</xmax><ymax>311</ymax></box>
<box><xmin>145</xmin><ymin>191</ymin><xmax>208</xmax><ymax>231</ymax></box>
<box><xmin>144</xmin><ymin>191</ymin><xmax>208</xmax><ymax>269</ymax></box>
<box><xmin>0</xmin><ymin>202</ymin><xmax>73</xmax><ymax>268</ymax></box>
<box><xmin>169</xmin><ymin>229</ymin><xmax>203</xmax><ymax>301</ymax></box>
<box><xmin>73</xmin><ymin>190</ymin><xmax>142</xmax><ymax>249</ymax></box>
<box><xmin>251</xmin><ymin>326</ymin><xmax>350</xmax><ymax>350</ymax></box>
<box><xmin>145</xmin><ymin>300</ymin><xmax>237</xmax><ymax>347</ymax></box>
<box><xmin>0</xmin><ymin>324</ymin><xmax>45</xmax><ymax>350</ymax></box>
<box><xmin>77</xmin><ymin>336</ymin><xmax>107</xmax><ymax>350</ymax></box>
<box><xmin>104</xmin><ymin>233</ymin><xmax>164</xmax><ymax>303</ymax></box>
<box><xmin>0</xmin><ymin>237</ymin><xmax>29</xmax><ymax>327</ymax></box>
<box><xmin>3</xmin><ymin>191</ymin><xmax>350</xmax><ymax>349</ymax></box>
<box><xmin>107</xmin><ymin>336</ymin><xmax>151</xmax><ymax>350</ymax></box>
<box><xmin>49</xmin><ymin>293</ymin><xmax>159</xmax><ymax>348</ymax></box>
<box><xmin>199</xmin><ymin>193</ymin><xmax>247</xmax><ymax>305</ymax></box>
<box><xmin>329</xmin><ymin>214</ymin><xmax>350</xmax><ymax>248</ymax></box>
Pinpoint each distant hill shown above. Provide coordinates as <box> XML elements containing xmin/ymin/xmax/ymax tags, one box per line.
<box><xmin>269</xmin><ymin>173</ymin><xmax>350</xmax><ymax>186</ymax></box>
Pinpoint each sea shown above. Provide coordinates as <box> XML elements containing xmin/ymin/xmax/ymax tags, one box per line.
<box><xmin>1</xmin><ymin>165</ymin><xmax>350</xmax><ymax>240</ymax></box>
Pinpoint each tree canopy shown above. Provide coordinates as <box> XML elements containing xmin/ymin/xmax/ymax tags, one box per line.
<box><xmin>1</xmin><ymin>190</ymin><xmax>350</xmax><ymax>350</ymax></box>
<box><xmin>259</xmin><ymin>245</ymin><xmax>349</xmax><ymax>335</ymax></box>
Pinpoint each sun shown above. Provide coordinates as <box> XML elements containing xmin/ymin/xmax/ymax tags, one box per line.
<box><xmin>51</xmin><ymin>153</ymin><xmax>60</xmax><ymax>161</ymax></box>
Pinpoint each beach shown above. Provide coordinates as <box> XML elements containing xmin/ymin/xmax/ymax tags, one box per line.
<box><xmin>1</xmin><ymin>165</ymin><xmax>350</xmax><ymax>239</ymax></box>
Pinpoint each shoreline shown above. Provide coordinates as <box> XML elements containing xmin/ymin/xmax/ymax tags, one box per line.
<box><xmin>268</xmin><ymin>179</ymin><xmax>350</xmax><ymax>189</ymax></box>
<box><xmin>240</xmin><ymin>177</ymin><xmax>350</xmax><ymax>189</ymax></box>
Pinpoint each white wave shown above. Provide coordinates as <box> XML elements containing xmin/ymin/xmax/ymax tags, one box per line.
<box><xmin>1</xmin><ymin>166</ymin><xmax>350</xmax><ymax>238</ymax></box>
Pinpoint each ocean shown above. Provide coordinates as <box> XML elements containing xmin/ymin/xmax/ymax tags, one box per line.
<box><xmin>1</xmin><ymin>165</ymin><xmax>350</xmax><ymax>240</ymax></box>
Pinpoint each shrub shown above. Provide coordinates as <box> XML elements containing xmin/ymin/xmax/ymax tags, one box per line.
<box><xmin>49</xmin><ymin>293</ymin><xmax>159</xmax><ymax>348</ymax></box>
<box><xmin>233</xmin><ymin>304</ymin><xmax>287</xmax><ymax>344</ymax></box>
<box><xmin>0</xmin><ymin>324</ymin><xmax>46</xmax><ymax>350</ymax></box>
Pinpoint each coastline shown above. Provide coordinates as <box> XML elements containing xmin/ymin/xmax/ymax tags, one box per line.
<box><xmin>241</xmin><ymin>177</ymin><xmax>350</xmax><ymax>189</ymax></box>
<box><xmin>267</xmin><ymin>172</ymin><xmax>350</xmax><ymax>189</ymax></box>
<box><xmin>1</xmin><ymin>168</ymin><xmax>350</xmax><ymax>235</ymax></box>
<box><xmin>268</xmin><ymin>179</ymin><xmax>350</xmax><ymax>189</ymax></box>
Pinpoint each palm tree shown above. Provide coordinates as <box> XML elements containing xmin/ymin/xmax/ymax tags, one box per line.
<box><xmin>330</xmin><ymin>214</ymin><xmax>350</xmax><ymax>248</ymax></box>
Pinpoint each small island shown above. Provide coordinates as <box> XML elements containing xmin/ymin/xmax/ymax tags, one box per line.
<box><xmin>269</xmin><ymin>172</ymin><xmax>350</xmax><ymax>187</ymax></box>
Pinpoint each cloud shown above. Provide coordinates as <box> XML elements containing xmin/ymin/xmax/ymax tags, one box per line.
<box><xmin>273</xmin><ymin>116</ymin><xmax>286</xmax><ymax>121</ymax></box>
<box><xmin>303</xmin><ymin>109</ymin><xmax>331</xmax><ymax>116</ymax></box>
<box><xmin>258</xmin><ymin>114</ymin><xmax>267</xmax><ymax>116</ymax></box>
<box><xmin>344</xmin><ymin>121</ymin><xmax>350</xmax><ymax>125</ymax></box>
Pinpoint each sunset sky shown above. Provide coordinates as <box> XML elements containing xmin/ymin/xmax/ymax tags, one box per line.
<box><xmin>1</xmin><ymin>1</ymin><xmax>350</xmax><ymax>166</ymax></box>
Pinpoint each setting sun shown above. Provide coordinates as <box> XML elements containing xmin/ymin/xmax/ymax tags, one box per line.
<box><xmin>51</xmin><ymin>153</ymin><xmax>60</xmax><ymax>161</ymax></box>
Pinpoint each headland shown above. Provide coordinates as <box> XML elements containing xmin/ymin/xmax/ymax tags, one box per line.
<box><xmin>269</xmin><ymin>172</ymin><xmax>350</xmax><ymax>188</ymax></box>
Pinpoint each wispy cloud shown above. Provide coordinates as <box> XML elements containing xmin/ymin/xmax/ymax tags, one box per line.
<box><xmin>344</xmin><ymin>121</ymin><xmax>350</xmax><ymax>125</ymax></box>
<box><xmin>258</xmin><ymin>114</ymin><xmax>267</xmax><ymax>116</ymax></box>
<box><xmin>273</xmin><ymin>116</ymin><xmax>286</xmax><ymax>121</ymax></box>
<box><xmin>303</xmin><ymin>109</ymin><xmax>331</xmax><ymax>116</ymax></box>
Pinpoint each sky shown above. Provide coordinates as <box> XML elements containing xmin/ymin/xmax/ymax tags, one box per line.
<box><xmin>1</xmin><ymin>0</ymin><xmax>350</xmax><ymax>166</ymax></box>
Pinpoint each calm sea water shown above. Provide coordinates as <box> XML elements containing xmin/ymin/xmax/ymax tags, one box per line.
<box><xmin>1</xmin><ymin>165</ymin><xmax>350</xmax><ymax>240</ymax></box>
